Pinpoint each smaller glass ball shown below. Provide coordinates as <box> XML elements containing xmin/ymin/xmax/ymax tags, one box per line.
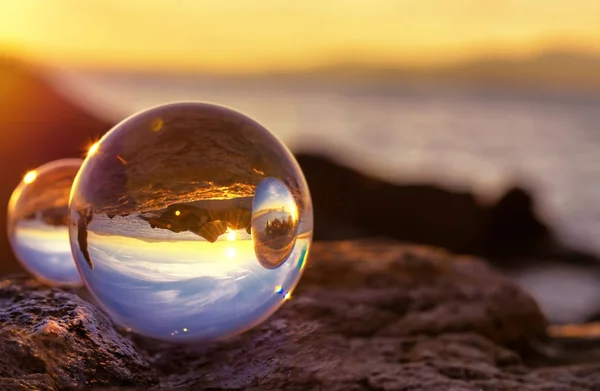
<box><xmin>8</xmin><ymin>159</ymin><xmax>83</xmax><ymax>286</ymax></box>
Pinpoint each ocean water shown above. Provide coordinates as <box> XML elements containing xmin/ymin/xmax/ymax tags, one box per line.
<box><xmin>51</xmin><ymin>70</ymin><xmax>600</xmax><ymax>322</ymax></box>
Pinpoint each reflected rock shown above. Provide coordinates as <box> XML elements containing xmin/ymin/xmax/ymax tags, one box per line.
<box><xmin>22</xmin><ymin>206</ymin><xmax>69</xmax><ymax>227</ymax></box>
<box><xmin>193</xmin><ymin>220</ymin><xmax>228</xmax><ymax>243</ymax></box>
<box><xmin>40</xmin><ymin>206</ymin><xmax>70</xmax><ymax>227</ymax></box>
<box><xmin>137</xmin><ymin>200</ymin><xmax>253</xmax><ymax>242</ymax></box>
<box><xmin>76</xmin><ymin>207</ymin><xmax>94</xmax><ymax>270</ymax></box>
<box><xmin>251</xmin><ymin>178</ymin><xmax>299</xmax><ymax>269</ymax></box>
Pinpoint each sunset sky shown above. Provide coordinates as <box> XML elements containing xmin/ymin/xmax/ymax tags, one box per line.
<box><xmin>0</xmin><ymin>0</ymin><xmax>599</xmax><ymax>73</ymax></box>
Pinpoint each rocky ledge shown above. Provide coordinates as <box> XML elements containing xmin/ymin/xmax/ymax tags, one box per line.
<box><xmin>1</xmin><ymin>240</ymin><xmax>599</xmax><ymax>390</ymax></box>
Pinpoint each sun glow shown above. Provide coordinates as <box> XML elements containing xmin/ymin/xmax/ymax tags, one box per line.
<box><xmin>1</xmin><ymin>1</ymin><xmax>600</xmax><ymax>72</ymax></box>
<box><xmin>225</xmin><ymin>247</ymin><xmax>236</xmax><ymax>259</ymax></box>
<box><xmin>23</xmin><ymin>170</ymin><xmax>37</xmax><ymax>184</ymax></box>
<box><xmin>227</xmin><ymin>229</ymin><xmax>236</xmax><ymax>242</ymax></box>
<box><xmin>87</xmin><ymin>142</ymin><xmax>99</xmax><ymax>157</ymax></box>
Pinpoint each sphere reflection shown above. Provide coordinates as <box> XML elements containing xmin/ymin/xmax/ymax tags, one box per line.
<box><xmin>251</xmin><ymin>177</ymin><xmax>299</xmax><ymax>269</ymax></box>
<box><xmin>8</xmin><ymin>159</ymin><xmax>83</xmax><ymax>286</ymax></box>
<box><xmin>68</xmin><ymin>102</ymin><xmax>313</xmax><ymax>342</ymax></box>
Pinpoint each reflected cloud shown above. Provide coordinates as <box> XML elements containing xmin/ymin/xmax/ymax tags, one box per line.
<box><xmin>78</xmin><ymin>229</ymin><xmax>309</xmax><ymax>338</ymax></box>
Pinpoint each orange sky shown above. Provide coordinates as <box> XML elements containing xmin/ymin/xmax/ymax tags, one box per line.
<box><xmin>1</xmin><ymin>0</ymin><xmax>599</xmax><ymax>73</ymax></box>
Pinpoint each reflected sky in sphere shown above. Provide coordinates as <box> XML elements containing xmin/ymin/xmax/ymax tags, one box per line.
<box><xmin>68</xmin><ymin>102</ymin><xmax>313</xmax><ymax>342</ymax></box>
<box><xmin>8</xmin><ymin>158</ymin><xmax>83</xmax><ymax>286</ymax></box>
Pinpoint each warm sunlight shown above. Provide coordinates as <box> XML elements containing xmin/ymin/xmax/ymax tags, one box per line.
<box><xmin>226</xmin><ymin>247</ymin><xmax>236</xmax><ymax>259</ymax></box>
<box><xmin>227</xmin><ymin>229</ymin><xmax>236</xmax><ymax>242</ymax></box>
<box><xmin>0</xmin><ymin>0</ymin><xmax>599</xmax><ymax>72</ymax></box>
<box><xmin>23</xmin><ymin>170</ymin><xmax>37</xmax><ymax>184</ymax></box>
<box><xmin>87</xmin><ymin>142</ymin><xmax>99</xmax><ymax>157</ymax></box>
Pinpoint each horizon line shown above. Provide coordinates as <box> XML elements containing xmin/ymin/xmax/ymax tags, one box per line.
<box><xmin>6</xmin><ymin>43</ymin><xmax>600</xmax><ymax>77</ymax></box>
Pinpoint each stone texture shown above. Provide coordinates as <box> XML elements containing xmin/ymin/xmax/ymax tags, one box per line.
<box><xmin>0</xmin><ymin>277</ymin><xmax>157</xmax><ymax>390</ymax></box>
<box><xmin>3</xmin><ymin>241</ymin><xmax>600</xmax><ymax>390</ymax></box>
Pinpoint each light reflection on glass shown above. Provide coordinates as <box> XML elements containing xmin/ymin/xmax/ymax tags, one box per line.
<box><xmin>23</xmin><ymin>170</ymin><xmax>37</xmax><ymax>184</ymax></box>
<box><xmin>88</xmin><ymin>142</ymin><xmax>100</xmax><ymax>157</ymax></box>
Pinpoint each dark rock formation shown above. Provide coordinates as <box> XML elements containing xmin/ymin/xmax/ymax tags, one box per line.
<box><xmin>0</xmin><ymin>276</ymin><xmax>157</xmax><ymax>390</ymax></box>
<box><xmin>296</xmin><ymin>153</ymin><xmax>598</xmax><ymax>265</ymax></box>
<box><xmin>3</xmin><ymin>241</ymin><xmax>600</xmax><ymax>390</ymax></box>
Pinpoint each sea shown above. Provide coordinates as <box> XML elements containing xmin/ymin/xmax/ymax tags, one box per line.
<box><xmin>48</xmin><ymin>69</ymin><xmax>600</xmax><ymax>323</ymax></box>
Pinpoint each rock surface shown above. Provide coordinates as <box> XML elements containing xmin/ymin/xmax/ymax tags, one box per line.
<box><xmin>0</xmin><ymin>277</ymin><xmax>157</xmax><ymax>390</ymax></box>
<box><xmin>2</xmin><ymin>241</ymin><xmax>600</xmax><ymax>390</ymax></box>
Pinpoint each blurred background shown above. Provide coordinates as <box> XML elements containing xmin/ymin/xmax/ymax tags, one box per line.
<box><xmin>1</xmin><ymin>0</ymin><xmax>600</xmax><ymax>324</ymax></box>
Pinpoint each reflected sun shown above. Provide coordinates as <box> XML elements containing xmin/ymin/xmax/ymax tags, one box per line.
<box><xmin>227</xmin><ymin>229</ymin><xmax>236</xmax><ymax>241</ymax></box>
<box><xmin>226</xmin><ymin>247</ymin><xmax>236</xmax><ymax>259</ymax></box>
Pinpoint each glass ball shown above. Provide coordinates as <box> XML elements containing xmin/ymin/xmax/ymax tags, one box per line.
<box><xmin>68</xmin><ymin>102</ymin><xmax>313</xmax><ymax>342</ymax></box>
<box><xmin>8</xmin><ymin>158</ymin><xmax>83</xmax><ymax>286</ymax></box>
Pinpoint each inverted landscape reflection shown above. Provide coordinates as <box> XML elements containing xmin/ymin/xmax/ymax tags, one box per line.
<box><xmin>69</xmin><ymin>102</ymin><xmax>313</xmax><ymax>342</ymax></box>
<box><xmin>82</xmin><ymin>229</ymin><xmax>309</xmax><ymax>340</ymax></box>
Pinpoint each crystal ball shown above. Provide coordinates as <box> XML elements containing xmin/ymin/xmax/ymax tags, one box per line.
<box><xmin>68</xmin><ymin>102</ymin><xmax>313</xmax><ymax>342</ymax></box>
<box><xmin>8</xmin><ymin>158</ymin><xmax>83</xmax><ymax>286</ymax></box>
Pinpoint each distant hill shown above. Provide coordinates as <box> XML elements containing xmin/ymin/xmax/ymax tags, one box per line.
<box><xmin>265</xmin><ymin>49</ymin><xmax>600</xmax><ymax>92</ymax></box>
<box><xmin>434</xmin><ymin>50</ymin><xmax>600</xmax><ymax>90</ymax></box>
<box><xmin>55</xmin><ymin>49</ymin><xmax>600</xmax><ymax>94</ymax></box>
